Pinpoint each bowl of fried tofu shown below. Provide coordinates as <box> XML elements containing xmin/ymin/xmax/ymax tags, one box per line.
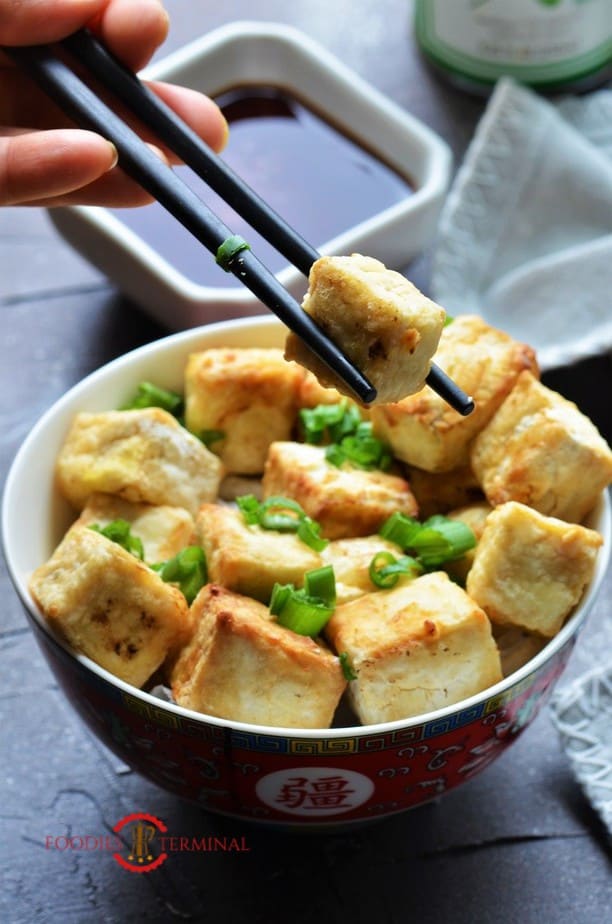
<box><xmin>4</xmin><ymin>306</ymin><xmax>611</xmax><ymax>827</ymax></box>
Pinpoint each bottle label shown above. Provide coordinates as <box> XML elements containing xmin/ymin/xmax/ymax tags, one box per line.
<box><xmin>415</xmin><ymin>0</ymin><xmax>612</xmax><ymax>86</ymax></box>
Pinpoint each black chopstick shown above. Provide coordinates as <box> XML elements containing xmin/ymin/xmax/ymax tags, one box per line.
<box><xmin>6</xmin><ymin>36</ymin><xmax>474</xmax><ymax>415</ymax></box>
<box><xmin>59</xmin><ymin>30</ymin><xmax>474</xmax><ymax>416</ymax></box>
<box><xmin>5</xmin><ymin>41</ymin><xmax>375</xmax><ymax>404</ymax></box>
<box><xmin>61</xmin><ymin>28</ymin><xmax>320</xmax><ymax>278</ymax></box>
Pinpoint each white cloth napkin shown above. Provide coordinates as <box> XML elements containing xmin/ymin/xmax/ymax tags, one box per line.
<box><xmin>430</xmin><ymin>78</ymin><xmax>612</xmax><ymax>370</ymax></box>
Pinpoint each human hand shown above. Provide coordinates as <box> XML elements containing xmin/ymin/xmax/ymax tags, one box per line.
<box><xmin>0</xmin><ymin>0</ymin><xmax>228</xmax><ymax>206</ymax></box>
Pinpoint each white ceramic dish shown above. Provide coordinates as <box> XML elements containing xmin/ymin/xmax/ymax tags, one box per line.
<box><xmin>48</xmin><ymin>21</ymin><xmax>452</xmax><ymax>331</ymax></box>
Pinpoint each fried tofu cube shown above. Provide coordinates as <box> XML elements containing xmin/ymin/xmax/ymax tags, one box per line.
<box><xmin>29</xmin><ymin>525</ymin><xmax>190</xmax><ymax>687</ymax></box>
<box><xmin>285</xmin><ymin>254</ymin><xmax>446</xmax><ymax>405</ymax></box>
<box><xmin>296</xmin><ymin>370</ymin><xmax>348</xmax><ymax>410</ymax></box>
<box><xmin>444</xmin><ymin>501</ymin><xmax>493</xmax><ymax>585</ymax></box>
<box><xmin>184</xmin><ymin>348</ymin><xmax>303</xmax><ymax>475</ymax></box>
<box><xmin>466</xmin><ymin>502</ymin><xmax>603</xmax><ymax>637</ymax></box>
<box><xmin>470</xmin><ymin>372</ymin><xmax>612</xmax><ymax>523</ymax></box>
<box><xmin>76</xmin><ymin>493</ymin><xmax>195</xmax><ymax>564</ymax></box>
<box><xmin>262</xmin><ymin>441</ymin><xmax>419</xmax><ymax>540</ymax></box>
<box><xmin>406</xmin><ymin>463</ymin><xmax>484</xmax><ymax>518</ymax></box>
<box><xmin>492</xmin><ymin>625</ymin><xmax>547</xmax><ymax>678</ymax></box>
<box><xmin>196</xmin><ymin>503</ymin><xmax>321</xmax><ymax>603</ymax></box>
<box><xmin>371</xmin><ymin>315</ymin><xmax>538</xmax><ymax>472</ymax></box>
<box><xmin>171</xmin><ymin>584</ymin><xmax>346</xmax><ymax>728</ymax></box>
<box><xmin>325</xmin><ymin>572</ymin><xmax>502</xmax><ymax>723</ymax></box>
<box><xmin>56</xmin><ymin>408</ymin><xmax>223</xmax><ymax>515</ymax></box>
<box><xmin>322</xmin><ymin>535</ymin><xmax>412</xmax><ymax>604</ymax></box>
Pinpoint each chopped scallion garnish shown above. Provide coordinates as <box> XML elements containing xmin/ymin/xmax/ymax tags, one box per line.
<box><xmin>378</xmin><ymin>512</ymin><xmax>477</xmax><ymax>570</ymax></box>
<box><xmin>215</xmin><ymin>234</ymin><xmax>251</xmax><ymax>271</ymax></box>
<box><xmin>369</xmin><ymin>551</ymin><xmax>423</xmax><ymax>588</ymax></box>
<box><xmin>89</xmin><ymin>519</ymin><xmax>144</xmax><ymax>560</ymax></box>
<box><xmin>154</xmin><ymin>546</ymin><xmax>207</xmax><ymax>605</ymax></box>
<box><xmin>339</xmin><ymin>651</ymin><xmax>357</xmax><ymax>681</ymax></box>
<box><xmin>299</xmin><ymin>401</ymin><xmax>363</xmax><ymax>445</ymax></box>
<box><xmin>197</xmin><ymin>429</ymin><xmax>225</xmax><ymax>448</ymax></box>
<box><xmin>236</xmin><ymin>494</ymin><xmax>328</xmax><ymax>550</ymax></box>
<box><xmin>120</xmin><ymin>381</ymin><xmax>184</xmax><ymax>417</ymax></box>
<box><xmin>269</xmin><ymin>565</ymin><xmax>336</xmax><ymax>637</ymax></box>
<box><xmin>325</xmin><ymin>421</ymin><xmax>392</xmax><ymax>471</ymax></box>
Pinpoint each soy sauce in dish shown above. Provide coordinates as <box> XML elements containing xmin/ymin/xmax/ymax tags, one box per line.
<box><xmin>110</xmin><ymin>86</ymin><xmax>415</xmax><ymax>288</ymax></box>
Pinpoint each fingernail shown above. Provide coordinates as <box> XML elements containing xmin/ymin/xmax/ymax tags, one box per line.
<box><xmin>218</xmin><ymin>113</ymin><xmax>230</xmax><ymax>153</ymax></box>
<box><xmin>107</xmin><ymin>142</ymin><xmax>119</xmax><ymax>169</ymax></box>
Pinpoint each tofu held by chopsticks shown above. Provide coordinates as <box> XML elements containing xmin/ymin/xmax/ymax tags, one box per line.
<box><xmin>285</xmin><ymin>254</ymin><xmax>447</xmax><ymax>406</ymax></box>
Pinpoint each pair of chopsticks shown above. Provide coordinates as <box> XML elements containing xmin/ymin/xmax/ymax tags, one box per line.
<box><xmin>5</xmin><ymin>29</ymin><xmax>474</xmax><ymax>414</ymax></box>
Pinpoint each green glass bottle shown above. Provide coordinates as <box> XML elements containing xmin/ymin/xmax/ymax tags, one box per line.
<box><xmin>414</xmin><ymin>0</ymin><xmax>612</xmax><ymax>94</ymax></box>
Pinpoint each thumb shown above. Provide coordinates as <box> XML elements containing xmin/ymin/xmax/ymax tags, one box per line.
<box><xmin>0</xmin><ymin>129</ymin><xmax>118</xmax><ymax>205</ymax></box>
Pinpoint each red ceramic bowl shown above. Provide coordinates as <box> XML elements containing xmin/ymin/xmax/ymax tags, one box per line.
<box><xmin>3</xmin><ymin>317</ymin><xmax>610</xmax><ymax>828</ymax></box>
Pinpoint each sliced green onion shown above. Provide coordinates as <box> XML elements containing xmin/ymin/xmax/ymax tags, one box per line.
<box><xmin>325</xmin><ymin>421</ymin><xmax>392</xmax><ymax>471</ymax></box>
<box><xmin>296</xmin><ymin>516</ymin><xmax>328</xmax><ymax>552</ymax></box>
<box><xmin>369</xmin><ymin>551</ymin><xmax>423</xmax><ymax>588</ymax></box>
<box><xmin>120</xmin><ymin>381</ymin><xmax>184</xmax><ymax>417</ymax></box>
<box><xmin>89</xmin><ymin>519</ymin><xmax>144</xmax><ymax>560</ymax></box>
<box><xmin>215</xmin><ymin>234</ymin><xmax>251</xmax><ymax>271</ymax></box>
<box><xmin>259</xmin><ymin>496</ymin><xmax>305</xmax><ymax>531</ymax></box>
<box><xmin>236</xmin><ymin>494</ymin><xmax>328</xmax><ymax>550</ymax></box>
<box><xmin>269</xmin><ymin>566</ymin><xmax>336</xmax><ymax>636</ymax></box>
<box><xmin>379</xmin><ymin>512</ymin><xmax>422</xmax><ymax>548</ymax></box>
<box><xmin>299</xmin><ymin>401</ymin><xmax>363</xmax><ymax>445</ymax></box>
<box><xmin>155</xmin><ymin>546</ymin><xmax>207</xmax><ymax>605</ymax></box>
<box><xmin>197</xmin><ymin>429</ymin><xmax>225</xmax><ymax>448</ymax></box>
<box><xmin>378</xmin><ymin>512</ymin><xmax>477</xmax><ymax>568</ymax></box>
<box><xmin>339</xmin><ymin>651</ymin><xmax>357</xmax><ymax>682</ymax></box>
<box><xmin>236</xmin><ymin>494</ymin><xmax>262</xmax><ymax>525</ymax></box>
<box><xmin>417</xmin><ymin>516</ymin><xmax>476</xmax><ymax>566</ymax></box>
<box><xmin>274</xmin><ymin>591</ymin><xmax>334</xmax><ymax>637</ymax></box>
<box><xmin>443</xmin><ymin>314</ymin><xmax>454</xmax><ymax>327</ymax></box>
<box><xmin>303</xmin><ymin>565</ymin><xmax>336</xmax><ymax>606</ymax></box>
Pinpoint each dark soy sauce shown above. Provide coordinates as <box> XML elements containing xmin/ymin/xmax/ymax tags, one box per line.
<box><xmin>111</xmin><ymin>86</ymin><xmax>414</xmax><ymax>287</ymax></box>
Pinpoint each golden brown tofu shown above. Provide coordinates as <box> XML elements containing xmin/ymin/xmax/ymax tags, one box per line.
<box><xmin>56</xmin><ymin>408</ymin><xmax>223</xmax><ymax>515</ymax></box>
<box><xmin>196</xmin><ymin>503</ymin><xmax>321</xmax><ymax>603</ymax></box>
<box><xmin>325</xmin><ymin>572</ymin><xmax>502</xmax><ymax>723</ymax></box>
<box><xmin>322</xmin><ymin>535</ymin><xmax>412</xmax><ymax>604</ymax></box>
<box><xmin>371</xmin><ymin>315</ymin><xmax>538</xmax><ymax>472</ymax></box>
<box><xmin>262</xmin><ymin>441</ymin><xmax>419</xmax><ymax>540</ymax></box>
<box><xmin>470</xmin><ymin>371</ymin><xmax>612</xmax><ymax>523</ymax></box>
<box><xmin>492</xmin><ymin>625</ymin><xmax>547</xmax><ymax>678</ymax></box>
<box><xmin>466</xmin><ymin>502</ymin><xmax>603</xmax><ymax>637</ymax></box>
<box><xmin>444</xmin><ymin>501</ymin><xmax>493</xmax><ymax>585</ymax></box>
<box><xmin>406</xmin><ymin>463</ymin><xmax>485</xmax><ymax>518</ymax></box>
<box><xmin>29</xmin><ymin>526</ymin><xmax>190</xmax><ymax>687</ymax></box>
<box><xmin>296</xmin><ymin>370</ymin><xmax>347</xmax><ymax>409</ymax></box>
<box><xmin>171</xmin><ymin>584</ymin><xmax>346</xmax><ymax>728</ymax></box>
<box><xmin>184</xmin><ymin>347</ymin><xmax>303</xmax><ymax>475</ymax></box>
<box><xmin>285</xmin><ymin>254</ymin><xmax>446</xmax><ymax>405</ymax></box>
<box><xmin>76</xmin><ymin>493</ymin><xmax>195</xmax><ymax>564</ymax></box>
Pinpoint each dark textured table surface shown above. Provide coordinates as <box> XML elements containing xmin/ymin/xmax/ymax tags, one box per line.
<box><xmin>1</xmin><ymin>3</ymin><xmax>611</xmax><ymax>922</ymax></box>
